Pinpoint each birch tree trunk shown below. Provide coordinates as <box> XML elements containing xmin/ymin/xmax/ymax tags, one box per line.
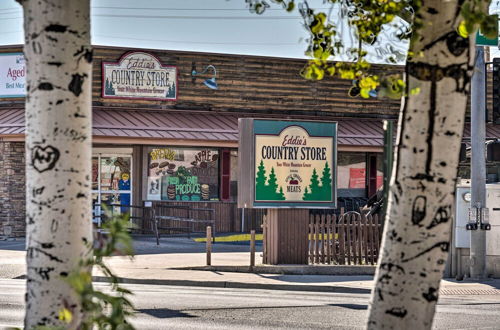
<box><xmin>367</xmin><ymin>1</ymin><xmax>474</xmax><ymax>329</ymax></box>
<box><xmin>19</xmin><ymin>0</ymin><xmax>93</xmax><ymax>328</ymax></box>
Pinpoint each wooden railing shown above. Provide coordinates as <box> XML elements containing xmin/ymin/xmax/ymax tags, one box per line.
<box><xmin>152</xmin><ymin>204</ymin><xmax>215</xmax><ymax>238</ymax></box>
<box><xmin>308</xmin><ymin>213</ymin><xmax>381</xmax><ymax>265</ymax></box>
<box><xmin>151</xmin><ymin>201</ymin><xmax>265</xmax><ymax>233</ymax></box>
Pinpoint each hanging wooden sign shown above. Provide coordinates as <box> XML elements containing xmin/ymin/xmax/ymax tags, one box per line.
<box><xmin>102</xmin><ymin>51</ymin><xmax>177</xmax><ymax>101</ymax></box>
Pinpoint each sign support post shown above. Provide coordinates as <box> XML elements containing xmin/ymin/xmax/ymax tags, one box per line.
<box><xmin>238</xmin><ymin>119</ymin><xmax>337</xmax><ymax>264</ymax></box>
<box><xmin>265</xmin><ymin>209</ymin><xmax>310</xmax><ymax>264</ymax></box>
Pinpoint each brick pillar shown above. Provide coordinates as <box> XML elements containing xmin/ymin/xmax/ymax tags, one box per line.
<box><xmin>0</xmin><ymin>142</ymin><xmax>26</xmax><ymax>237</ymax></box>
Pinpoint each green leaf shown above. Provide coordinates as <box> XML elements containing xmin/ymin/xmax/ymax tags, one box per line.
<box><xmin>326</xmin><ymin>66</ymin><xmax>336</xmax><ymax>76</ymax></box>
<box><xmin>360</xmin><ymin>88</ymin><xmax>370</xmax><ymax>98</ymax></box>
<box><xmin>58</xmin><ymin>308</ymin><xmax>73</xmax><ymax>323</ymax></box>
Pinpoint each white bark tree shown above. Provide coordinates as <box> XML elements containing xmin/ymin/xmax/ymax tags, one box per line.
<box><xmin>367</xmin><ymin>1</ymin><xmax>475</xmax><ymax>328</ymax></box>
<box><xmin>17</xmin><ymin>0</ymin><xmax>93</xmax><ymax>328</ymax></box>
<box><xmin>249</xmin><ymin>0</ymin><xmax>490</xmax><ymax>328</ymax></box>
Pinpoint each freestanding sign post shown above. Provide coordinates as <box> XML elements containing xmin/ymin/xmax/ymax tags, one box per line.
<box><xmin>238</xmin><ymin>119</ymin><xmax>337</xmax><ymax>264</ymax></box>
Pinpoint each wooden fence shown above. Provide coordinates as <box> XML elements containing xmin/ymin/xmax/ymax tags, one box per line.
<box><xmin>308</xmin><ymin>213</ymin><xmax>381</xmax><ymax>265</ymax></box>
<box><xmin>149</xmin><ymin>201</ymin><xmax>265</xmax><ymax>233</ymax></box>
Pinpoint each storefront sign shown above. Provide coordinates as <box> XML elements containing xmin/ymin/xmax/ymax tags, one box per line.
<box><xmin>238</xmin><ymin>119</ymin><xmax>337</xmax><ymax>208</ymax></box>
<box><xmin>0</xmin><ymin>53</ymin><xmax>26</xmax><ymax>98</ymax></box>
<box><xmin>102</xmin><ymin>52</ymin><xmax>177</xmax><ymax>101</ymax></box>
<box><xmin>147</xmin><ymin>147</ymin><xmax>219</xmax><ymax>201</ymax></box>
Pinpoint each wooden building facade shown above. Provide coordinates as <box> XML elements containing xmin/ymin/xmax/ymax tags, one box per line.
<box><xmin>0</xmin><ymin>45</ymin><xmax>402</xmax><ymax>237</ymax></box>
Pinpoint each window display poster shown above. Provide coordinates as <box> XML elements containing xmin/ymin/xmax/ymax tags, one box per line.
<box><xmin>149</xmin><ymin>148</ymin><xmax>219</xmax><ymax>201</ymax></box>
<box><xmin>147</xmin><ymin>176</ymin><xmax>161</xmax><ymax>200</ymax></box>
<box><xmin>349</xmin><ymin>168</ymin><xmax>366</xmax><ymax>189</ymax></box>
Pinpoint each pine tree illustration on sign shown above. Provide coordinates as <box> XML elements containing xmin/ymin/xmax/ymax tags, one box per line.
<box><xmin>279</xmin><ymin>186</ymin><xmax>285</xmax><ymax>199</ymax></box>
<box><xmin>255</xmin><ymin>160</ymin><xmax>286</xmax><ymax>201</ymax></box>
<box><xmin>255</xmin><ymin>160</ymin><xmax>267</xmax><ymax>199</ymax></box>
<box><xmin>105</xmin><ymin>78</ymin><xmax>115</xmax><ymax>95</ymax></box>
<box><xmin>303</xmin><ymin>162</ymin><xmax>332</xmax><ymax>201</ymax></box>
<box><xmin>166</xmin><ymin>82</ymin><xmax>176</xmax><ymax>98</ymax></box>
<box><xmin>321</xmin><ymin>162</ymin><xmax>332</xmax><ymax>198</ymax></box>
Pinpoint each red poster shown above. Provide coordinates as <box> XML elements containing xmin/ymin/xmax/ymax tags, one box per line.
<box><xmin>377</xmin><ymin>175</ymin><xmax>383</xmax><ymax>189</ymax></box>
<box><xmin>349</xmin><ymin>168</ymin><xmax>366</xmax><ymax>188</ymax></box>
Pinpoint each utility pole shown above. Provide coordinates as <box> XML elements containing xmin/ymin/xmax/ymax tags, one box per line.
<box><xmin>469</xmin><ymin>46</ymin><xmax>487</xmax><ymax>279</ymax></box>
<box><xmin>382</xmin><ymin>119</ymin><xmax>394</xmax><ymax>228</ymax></box>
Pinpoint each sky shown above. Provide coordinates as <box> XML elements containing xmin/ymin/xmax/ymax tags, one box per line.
<box><xmin>0</xmin><ymin>1</ymin><xmax>498</xmax><ymax>62</ymax></box>
<box><xmin>0</xmin><ymin>0</ymin><xmax>408</xmax><ymax>62</ymax></box>
<box><xmin>0</xmin><ymin>0</ymin><xmax>328</xmax><ymax>59</ymax></box>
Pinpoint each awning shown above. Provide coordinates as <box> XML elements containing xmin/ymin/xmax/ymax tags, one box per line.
<box><xmin>1</xmin><ymin>108</ymin><xmax>387</xmax><ymax>147</ymax></box>
<box><xmin>463</xmin><ymin>123</ymin><xmax>500</xmax><ymax>140</ymax></box>
<box><xmin>93</xmin><ymin>110</ymin><xmax>239</xmax><ymax>142</ymax></box>
<box><xmin>0</xmin><ymin>108</ymin><xmax>24</xmax><ymax>135</ymax></box>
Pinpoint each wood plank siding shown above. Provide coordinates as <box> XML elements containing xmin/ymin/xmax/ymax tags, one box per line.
<box><xmin>0</xmin><ymin>45</ymin><xmax>493</xmax><ymax>122</ymax></box>
<box><xmin>0</xmin><ymin>45</ymin><xmax>402</xmax><ymax>119</ymax></box>
<box><xmin>90</xmin><ymin>47</ymin><xmax>402</xmax><ymax>118</ymax></box>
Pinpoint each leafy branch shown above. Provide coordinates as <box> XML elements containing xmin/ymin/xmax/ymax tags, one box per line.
<box><xmin>246</xmin><ymin>0</ymin><xmax>495</xmax><ymax>99</ymax></box>
<box><xmin>61</xmin><ymin>210</ymin><xmax>136</xmax><ymax>330</ymax></box>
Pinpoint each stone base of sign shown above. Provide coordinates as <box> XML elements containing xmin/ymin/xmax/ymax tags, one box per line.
<box><xmin>264</xmin><ymin>209</ymin><xmax>309</xmax><ymax>265</ymax></box>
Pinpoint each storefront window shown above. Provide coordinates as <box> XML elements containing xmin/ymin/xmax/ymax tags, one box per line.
<box><xmin>99</xmin><ymin>157</ymin><xmax>131</xmax><ymax>192</ymax></box>
<box><xmin>147</xmin><ymin>147</ymin><xmax>219</xmax><ymax>201</ymax></box>
<box><xmin>92</xmin><ymin>153</ymin><xmax>133</xmax><ymax>224</ymax></box>
<box><xmin>376</xmin><ymin>154</ymin><xmax>384</xmax><ymax>190</ymax></box>
<box><xmin>337</xmin><ymin>152</ymin><xmax>366</xmax><ymax>197</ymax></box>
<box><xmin>230</xmin><ymin>150</ymin><xmax>238</xmax><ymax>201</ymax></box>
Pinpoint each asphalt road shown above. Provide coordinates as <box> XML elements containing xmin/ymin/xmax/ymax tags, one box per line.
<box><xmin>1</xmin><ymin>279</ymin><xmax>500</xmax><ymax>329</ymax></box>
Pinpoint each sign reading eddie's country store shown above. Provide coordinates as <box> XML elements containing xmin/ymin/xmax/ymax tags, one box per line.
<box><xmin>102</xmin><ymin>52</ymin><xmax>177</xmax><ymax>101</ymax></box>
<box><xmin>238</xmin><ymin>119</ymin><xmax>337</xmax><ymax>208</ymax></box>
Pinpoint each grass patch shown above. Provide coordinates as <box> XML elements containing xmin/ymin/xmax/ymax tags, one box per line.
<box><xmin>194</xmin><ymin>233</ymin><xmax>263</xmax><ymax>243</ymax></box>
<box><xmin>194</xmin><ymin>233</ymin><xmax>339</xmax><ymax>242</ymax></box>
<box><xmin>308</xmin><ymin>233</ymin><xmax>339</xmax><ymax>240</ymax></box>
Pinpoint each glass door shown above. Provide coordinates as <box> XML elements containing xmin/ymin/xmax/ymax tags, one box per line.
<box><xmin>92</xmin><ymin>153</ymin><xmax>132</xmax><ymax>225</ymax></box>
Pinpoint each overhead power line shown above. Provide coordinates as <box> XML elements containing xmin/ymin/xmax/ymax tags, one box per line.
<box><xmin>0</xmin><ymin>13</ymin><xmax>302</xmax><ymax>20</ymax></box>
<box><xmin>91</xmin><ymin>6</ymin><xmax>330</xmax><ymax>11</ymax></box>
<box><xmin>0</xmin><ymin>7</ymin><xmax>20</xmax><ymax>12</ymax></box>
<box><xmin>92</xmin><ymin>14</ymin><xmax>303</xmax><ymax>20</ymax></box>
<box><xmin>94</xmin><ymin>34</ymin><xmax>302</xmax><ymax>46</ymax></box>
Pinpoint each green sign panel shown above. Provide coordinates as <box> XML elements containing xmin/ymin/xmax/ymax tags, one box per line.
<box><xmin>476</xmin><ymin>29</ymin><xmax>498</xmax><ymax>46</ymax></box>
<box><xmin>238</xmin><ymin>119</ymin><xmax>337</xmax><ymax>209</ymax></box>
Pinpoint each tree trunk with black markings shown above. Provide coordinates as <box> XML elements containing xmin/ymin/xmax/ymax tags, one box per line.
<box><xmin>18</xmin><ymin>0</ymin><xmax>93</xmax><ymax>328</ymax></box>
<box><xmin>367</xmin><ymin>1</ymin><xmax>474</xmax><ymax>329</ymax></box>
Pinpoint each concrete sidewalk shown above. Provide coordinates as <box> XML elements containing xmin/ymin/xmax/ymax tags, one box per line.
<box><xmin>98</xmin><ymin>252</ymin><xmax>500</xmax><ymax>295</ymax></box>
<box><xmin>1</xmin><ymin>237</ymin><xmax>500</xmax><ymax>295</ymax></box>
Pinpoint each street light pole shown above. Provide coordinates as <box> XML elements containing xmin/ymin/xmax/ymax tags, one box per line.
<box><xmin>469</xmin><ymin>46</ymin><xmax>487</xmax><ymax>279</ymax></box>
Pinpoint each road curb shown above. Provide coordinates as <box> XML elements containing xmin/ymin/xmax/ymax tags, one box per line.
<box><xmin>92</xmin><ymin>276</ymin><xmax>373</xmax><ymax>294</ymax></box>
<box><xmin>171</xmin><ymin>265</ymin><xmax>376</xmax><ymax>275</ymax></box>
